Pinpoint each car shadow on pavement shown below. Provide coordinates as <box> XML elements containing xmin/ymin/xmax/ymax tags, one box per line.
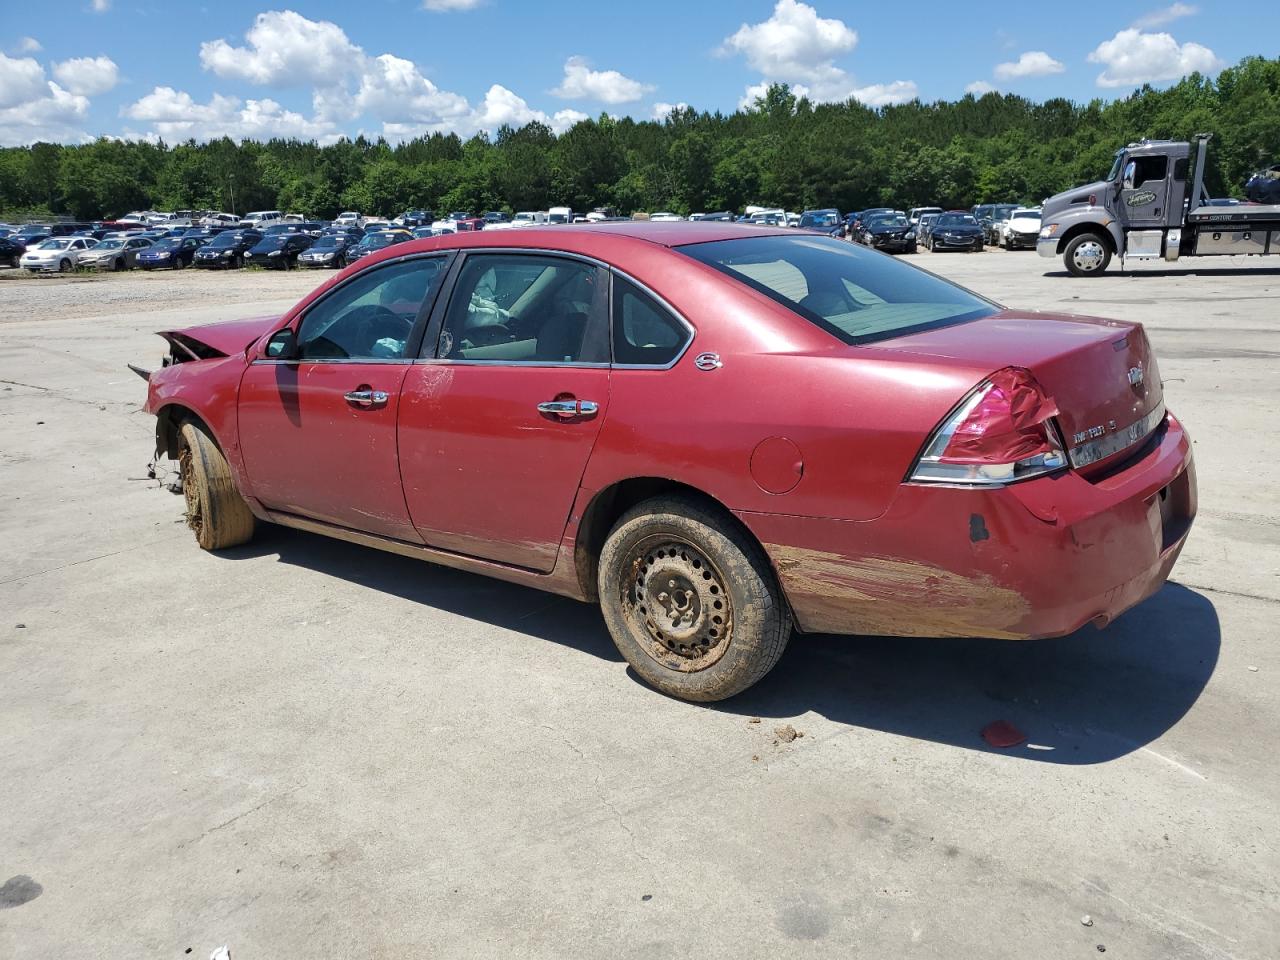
<box><xmin>224</xmin><ymin>526</ymin><xmax>1218</xmax><ymax>765</ymax></box>
<box><xmin>719</xmin><ymin>581</ymin><xmax>1219</xmax><ymax>765</ymax></box>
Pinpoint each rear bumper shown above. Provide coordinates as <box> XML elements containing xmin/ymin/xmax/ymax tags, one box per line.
<box><xmin>739</xmin><ymin>414</ymin><xmax>1195</xmax><ymax>639</ymax></box>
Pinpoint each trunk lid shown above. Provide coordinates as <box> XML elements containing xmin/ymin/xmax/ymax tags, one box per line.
<box><xmin>873</xmin><ymin>310</ymin><xmax>1164</xmax><ymax>473</ymax></box>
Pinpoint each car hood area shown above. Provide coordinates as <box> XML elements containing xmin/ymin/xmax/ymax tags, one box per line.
<box><xmin>163</xmin><ymin>314</ymin><xmax>282</xmax><ymax>357</ymax></box>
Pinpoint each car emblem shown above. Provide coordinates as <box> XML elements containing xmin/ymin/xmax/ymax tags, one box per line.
<box><xmin>694</xmin><ymin>352</ymin><xmax>722</xmax><ymax>371</ymax></box>
<box><xmin>1127</xmin><ymin>364</ymin><xmax>1144</xmax><ymax>386</ymax></box>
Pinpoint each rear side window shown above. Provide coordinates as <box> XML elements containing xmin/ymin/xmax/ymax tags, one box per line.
<box><xmin>612</xmin><ymin>276</ymin><xmax>689</xmax><ymax>366</ymax></box>
<box><xmin>679</xmin><ymin>235</ymin><xmax>996</xmax><ymax>345</ymax></box>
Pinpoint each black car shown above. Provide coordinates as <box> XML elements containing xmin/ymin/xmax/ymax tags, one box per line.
<box><xmin>193</xmin><ymin>229</ymin><xmax>263</xmax><ymax>268</ymax></box>
<box><xmin>136</xmin><ymin>236</ymin><xmax>207</xmax><ymax>269</ymax></box>
<box><xmin>925</xmin><ymin>212</ymin><xmax>985</xmax><ymax>252</ymax></box>
<box><xmin>1245</xmin><ymin>165</ymin><xmax>1280</xmax><ymax>204</ymax></box>
<box><xmin>244</xmin><ymin>232</ymin><xmax>313</xmax><ymax>269</ymax></box>
<box><xmin>297</xmin><ymin>233</ymin><xmax>354</xmax><ymax>269</ymax></box>
<box><xmin>183</xmin><ymin>226</ymin><xmax>232</xmax><ymax>241</ymax></box>
<box><xmin>343</xmin><ymin>230</ymin><xmax>411</xmax><ymax>265</ymax></box>
<box><xmin>482</xmin><ymin>211</ymin><xmax>509</xmax><ymax>225</ymax></box>
<box><xmin>0</xmin><ymin>236</ymin><xmax>26</xmax><ymax>267</ymax></box>
<box><xmin>397</xmin><ymin>209</ymin><xmax>433</xmax><ymax>228</ymax></box>
<box><xmin>859</xmin><ymin>213</ymin><xmax>916</xmax><ymax>253</ymax></box>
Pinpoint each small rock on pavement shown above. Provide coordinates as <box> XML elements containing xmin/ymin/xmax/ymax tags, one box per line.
<box><xmin>774</xmin><ymin>724</ymin><xmax>803</xmax><ymax>743</ymax></box>
<box><xmin>1081</xmin><ymin>915</ymin><xmax>1093</xmax><ymax>926</ymax></box>
<box><xmin>1248</xmin><ymin>665</ymin><xmax>1259</xmax><ymax>672</ymax></box>
<box><xmin>748</xmin><ymin>716</ymin><xmax>761</xmax><ymax>724</ymax></box>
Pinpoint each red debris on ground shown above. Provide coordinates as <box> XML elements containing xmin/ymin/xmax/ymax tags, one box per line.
<box><xmin>981</xmin><ymin>720</ymin><xmax>1027</xmax><ymax>748</ymax></box>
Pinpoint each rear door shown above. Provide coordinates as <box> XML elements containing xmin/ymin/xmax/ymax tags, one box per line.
<box><xmin>398</xmin><ymin>251</ymin><xmax>611</xmax><ymax>572</ymax></box>
<box><xmin>237</xmin><ymin>253</ymin><xmax>450</xmax><ymax>541</ymax></box>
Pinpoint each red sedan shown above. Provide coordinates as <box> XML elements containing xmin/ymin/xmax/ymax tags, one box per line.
<box><xmin>140</xmin><ymin>222</ymin><xmax>1195</xmax><ymax>701</ymax></box>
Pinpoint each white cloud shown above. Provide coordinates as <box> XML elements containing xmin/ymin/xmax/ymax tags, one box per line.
<box><xmin>852</xmin><ymin>80</ymin><xmax>918</xmax><ymax>107</ymax></box>
<box><xmin>18</xmin><ymin>37</ymin><xmax>42</xmax><ymax>53</ymax></box>
<box><xmin>52</xmin><ymin>56</ymin><xmax>119</xmax><ymax>96</ymax></box>
<box><xmin>1088</xmin><ymin>28</ymin><xmax>1221</xmax><ymax>88</ymax></box>
<box><xmin>965</xmin><ymin>80</ymin><xmax>998</xmax><ymax>95</ymax></box>
<box><xmin>1132</xmin><ymin>3</ymin><xmax>1197</xmax><ymax>30</ymax></box>
<box><xmin>721</xmin><ymin>0</ymin><xmax>856</xmax><ymax>86</ymax></box>
<box><xmin>123</xmin><ymin>85</ymin><xmax>337</xmax><ymax>142</ymax></box>
<box><xmin>0</xmin><ymin>80</ymin><xmax>90</xmax><ymax>146</ymax></box>
<box><xmin>652</xmin><ymin>101</ymin><xmax>689</xmax><ymax>121</ymax></box>
<box><xmin>552</xmin><ymin>56</ymin><xmax>653</xmax><ymax>104</ymax></box>
<box><xmin>200</xmin><ymin>10</ymin><xmax>362</xmax><ymax>86</ymax></box>
<box><xmin>470</xmin><ymin>85</ymin><xmax>583</xmax><ymax>134</ymax></box>
<box><xmin>345</xmin><ymin>54</ymin><xmax>470</xmax><ymax>127</ymax></box>
<box><xmin>91</xmin><ymin>0</ymin><xmax>110</xmax><ymax>10</ymax></box>
<box><xmin>423</xmin><ymin>0</ymin><xmax>483</xmax><ymax>9</ymax></box>
<box><xmin>994</xmin><ymin>51</ymin><xmax>1065</xmax><ymax>80</ymax></box>
<box><xmin>0</xmin><ymin>54</ymin><xmax>50</xmax><ymax>110</ymax></box>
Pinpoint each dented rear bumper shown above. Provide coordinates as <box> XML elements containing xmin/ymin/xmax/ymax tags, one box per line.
<box><xmin>739</xmin><ymin>414</ymin><xmax>1195</xmax><ymax>639</ymax></box>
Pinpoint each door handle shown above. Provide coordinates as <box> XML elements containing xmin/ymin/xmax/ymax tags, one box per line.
<box><xmin>537</xmin><ymin>399</ymin><xmax>599</xmax><ymax>419</ymax></box>
<box><xmin>344</xmin><ymin>389</ymin><xmax>389</xmax><ymax>408</ymax></box>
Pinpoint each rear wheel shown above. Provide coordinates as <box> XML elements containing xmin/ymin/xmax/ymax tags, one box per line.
<box><xmin>1064</xmin><ymin>232</ymin><xmax>1111</xmax><ymax>276</ymax></box>
<box><xmin>177</xmin><ymin>421</ymin><xmax>256</xmax><ymax>551</ymax></box>
<box><xmin>59</xmin><ymin>259</ymin><xmax>71</xmax><ymax>273</ymax></box>
<box><xmin>598</xmin><ymin>496</ymin><xmax>792</xmax><ymax>702</ymax></box>
<box><xmin>113</xmin><ymin>257</ymin><xmax>125</xmax><ymax>272</ymax></box>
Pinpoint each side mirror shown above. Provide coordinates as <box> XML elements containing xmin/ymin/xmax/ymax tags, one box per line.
<box><xmin>265</xmin><ymin>328</ymin><xmax>297</xmax><ymax>359</ymax></box>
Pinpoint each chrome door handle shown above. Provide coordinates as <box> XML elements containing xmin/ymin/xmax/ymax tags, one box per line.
<box><xmin>537</xmin><ymin>399</ymin><xmax>599</xmax><ymax>418</ymax></box>
<box><xmin>344</xmin><ymin>389</ymin><xmax>389</xmax><ymax>408</ymax></box>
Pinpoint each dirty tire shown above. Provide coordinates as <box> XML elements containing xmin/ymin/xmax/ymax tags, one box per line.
<box><xmin>177</xmin><ymin>421</ymin><xmax>255</xmax><ymax>551</ymax></box>
<box><xmin>598</xmin><ymin>496</ymin><xmax>792</xmax><ymax>702</ymax></box>
<box><xmin>59</xmin><ymin>259</ymin><xmax>71</xmax><ymax>273</ymax></box>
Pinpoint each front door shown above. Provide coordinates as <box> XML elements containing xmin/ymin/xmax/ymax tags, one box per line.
<box><xmin>399</xmin><ymin>252</ymin><xmax>611</xmax><ymax>572</ymax></box>
<box><xmin>238</xmin><ymin>254</ymin><xmax>448</xmax><ymax>542</ymax></box>
<box><xmin>1119</xmin><ymin>154</ymin><xmax>1171</xmax><ymax>229</ymax></box>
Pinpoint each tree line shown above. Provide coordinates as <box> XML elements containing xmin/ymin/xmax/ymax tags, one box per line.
<box><xmin>1</xmin><ymin>56</ymin><xmax>1276</xmax><ymax>223</ymax></box>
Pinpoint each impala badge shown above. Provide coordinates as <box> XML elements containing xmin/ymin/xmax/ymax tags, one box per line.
<box><xmin>1127</xmin><ymin>364</ymin><xmax>1144</xmax><ymax>386</ymax></box>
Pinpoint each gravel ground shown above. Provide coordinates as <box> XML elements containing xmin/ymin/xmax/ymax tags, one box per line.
<box><xmin>1</xmin><ymin>245</ymin><xmax>1277</xmax><ymax>959</ymax></box>
<box><xmin>0</xmin><ymin>264</ymin><xmax>324</xmax><ymax>324</ymax></box>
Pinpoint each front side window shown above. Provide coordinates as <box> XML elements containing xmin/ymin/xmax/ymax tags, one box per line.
<box><xmin>679</xmin><ymin>235</ymin><xmax>996</xmax><ymax>345</ymax></box>
<box><xmin>434</xmin><ymin>254</ymin><xmax>607</xmax><ymax>363</ymax></box>
<box><xmin>296</xmin><ymin>257</ymin><xmax>445</xmax><ymax>361</ymax></box>
<box><xmin>612</xmin><ymin>276</ymin><xmax>689</xmax><ymax>366</ymax></box>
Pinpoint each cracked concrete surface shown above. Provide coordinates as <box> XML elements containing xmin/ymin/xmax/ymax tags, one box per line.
<box><xmin>0</xmin><ymin>256</ymin><xmax>1277</xmax><ymax>958</ymax></box>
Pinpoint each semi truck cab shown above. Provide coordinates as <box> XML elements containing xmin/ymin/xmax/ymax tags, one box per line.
<box><xmin>1038</xmin><ymin>134</ymin><xmax>1280</xmax><ymax>276</ymax></box>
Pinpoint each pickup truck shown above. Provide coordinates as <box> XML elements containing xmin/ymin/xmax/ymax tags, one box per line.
<box><xmin>1039</xmin><ymin>134</ymin><xmax>1280</xmax><ymax>276</ymax></box>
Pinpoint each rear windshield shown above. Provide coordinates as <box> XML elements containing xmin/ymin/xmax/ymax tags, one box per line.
<box><xmin>678</xmin><ymin>234</ymin><xmax>996</xmax><ymax>345</ymax></box>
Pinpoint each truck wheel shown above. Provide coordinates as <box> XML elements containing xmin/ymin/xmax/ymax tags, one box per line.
<box><xmin>598</xmin><ymin>496</ymin><xmax>792</xmax><ymax>702</ymax></box>
<box><xmin>177</xmin><ymin>421</ymin><xmax>256</xmax><ymax>551</ymax></box>
<box><xmin>1064</xmin><ymin>233</ymin><xmax>1111</xmax><ymax>276</ymax></box>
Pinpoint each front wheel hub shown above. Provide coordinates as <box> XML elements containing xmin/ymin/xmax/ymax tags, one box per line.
<box><xmin>625</xmin><ymin>539</ymin><xmax>732</xmax><ymax>672</ymax></box>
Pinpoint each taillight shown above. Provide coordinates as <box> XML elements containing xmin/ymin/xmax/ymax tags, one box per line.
<box><xmin>910</xmin><ymin>367</ymin><xmax>1068</xmax><ymax>485</ymax></box>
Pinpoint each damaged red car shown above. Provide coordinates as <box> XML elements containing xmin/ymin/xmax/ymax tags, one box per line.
<box><xmin>139</xmin><ymin>222</ymin><xmax>1195</xmax><ymax>701</ymax></box>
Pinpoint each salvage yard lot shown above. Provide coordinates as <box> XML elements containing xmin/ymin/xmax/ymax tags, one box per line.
<box><xmin>1</xmin><ymin>249</ymin><xmax>1277</xmax><ymax>958</ymax></box>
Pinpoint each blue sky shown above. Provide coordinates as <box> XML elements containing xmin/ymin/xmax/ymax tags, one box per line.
<box><xmin>0</xmin><ymin>1</ymin><xmax>1269</xmax><ymax>146</ymax></box>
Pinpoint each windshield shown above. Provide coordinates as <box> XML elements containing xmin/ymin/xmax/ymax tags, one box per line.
<box><xmin>37</xmin><ymin>239</ymin><xmax>71</xmax><ymax>250</ymax></box>
<box><xmin>256</xmin><ymin>236</ymin><xmax>290</xmax><ymax>249</ymax></box>
<box><xmin>361</xmin><ymin>234</ymin><xmax>396</xmax><ymax>248</ymax></box>
<box><xmin>679</xmin><ymin>235</ymin><xmax>995</xmax><ymax>345</ymax></box>
<box><xmin>993</xmin><ymin>205</ymin><xmax>1018</xmax><ymax>219</ymax></box>
<box><xmin>802</xmin><ymin>212</ymin><xmax>839</xmax><ymax>226</ymax></box>
<box><xmin>96</xmin><ymin>239</ymin><xmax>126</xmax><ymax>250</ymax></box>
<box><xmin>1107</xmin><ymin>151</ymin><xmax>1124</xmax><ymax>183</ymax></box>
<box><xmin>313</xmin><ymin>236</ymin><xmax>343</xmax><ymax>249</ymax></box>
<box><xmin>547</xmin><ymin>213</ymin><xmax>569</xmax><ymax>223</ymax></box>
<box><xmin>152</xmin><ymin>238</ymin><xmax>181</xmax><ymax>251</ymax></box>
<box><xmin>208</xmin><ymin>233</ymin><xmax>244</xmax><ymax>248</ymax></box>
<box><xmin>937</xmin><ymin>214</ymin><xmax>978</xmax><ymax>227</ymax></box>
<box><xmin>868</xmin><ymin>215</ymin><xmax>908</xmax><ymax>228</ymax></box>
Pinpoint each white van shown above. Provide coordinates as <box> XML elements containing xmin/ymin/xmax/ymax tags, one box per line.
<box><xmin>512</xmin><ymin>211</ymin><xmax>547</xmax><ymax>227</ymax></box>
<box><xmin>239</xmin><ymin>210</ymin><xmax>283</xmax><ymax>229</ymax></box>
<box><xmin>547</xmin><ymin>206</ymin><xmax>573</xmax><ymax>225</ymax></box>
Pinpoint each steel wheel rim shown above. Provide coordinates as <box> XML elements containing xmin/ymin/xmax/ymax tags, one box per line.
<box><xmin>1073</xmin><ymin>240</ymin><xmax>1105</xmax><ymax>271</ymax></box>
<box><xmin>620</xmin><ymin>535</ymin><xmax>733</xmax><ymax>673</ymax></box>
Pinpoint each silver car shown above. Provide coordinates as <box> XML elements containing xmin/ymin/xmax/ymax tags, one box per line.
<box><xmin>80</xmin><ymin>236</ymin><xmax>153</xmax><ymax>271</ymax></box>
<box><xmin>20</xmin><ymin>236</ymin><xmax>98</xmax><ymax>273</ymax></box>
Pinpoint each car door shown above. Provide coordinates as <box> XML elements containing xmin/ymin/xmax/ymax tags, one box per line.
<box><xmin>237</xmin><ymin>253</ymin><xmax>451</xmax><ymax>541</ymax></box>
<box><xmin>398</xmin><ymin>251</ymin><xmax>611</xmax><ymax>572</ymax></box>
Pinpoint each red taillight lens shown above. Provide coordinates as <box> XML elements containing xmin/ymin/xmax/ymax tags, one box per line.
<box><xmin>911</xmin><ymin>367</ymin><xmax>1068</xmax><ymax>484</ymax></box>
